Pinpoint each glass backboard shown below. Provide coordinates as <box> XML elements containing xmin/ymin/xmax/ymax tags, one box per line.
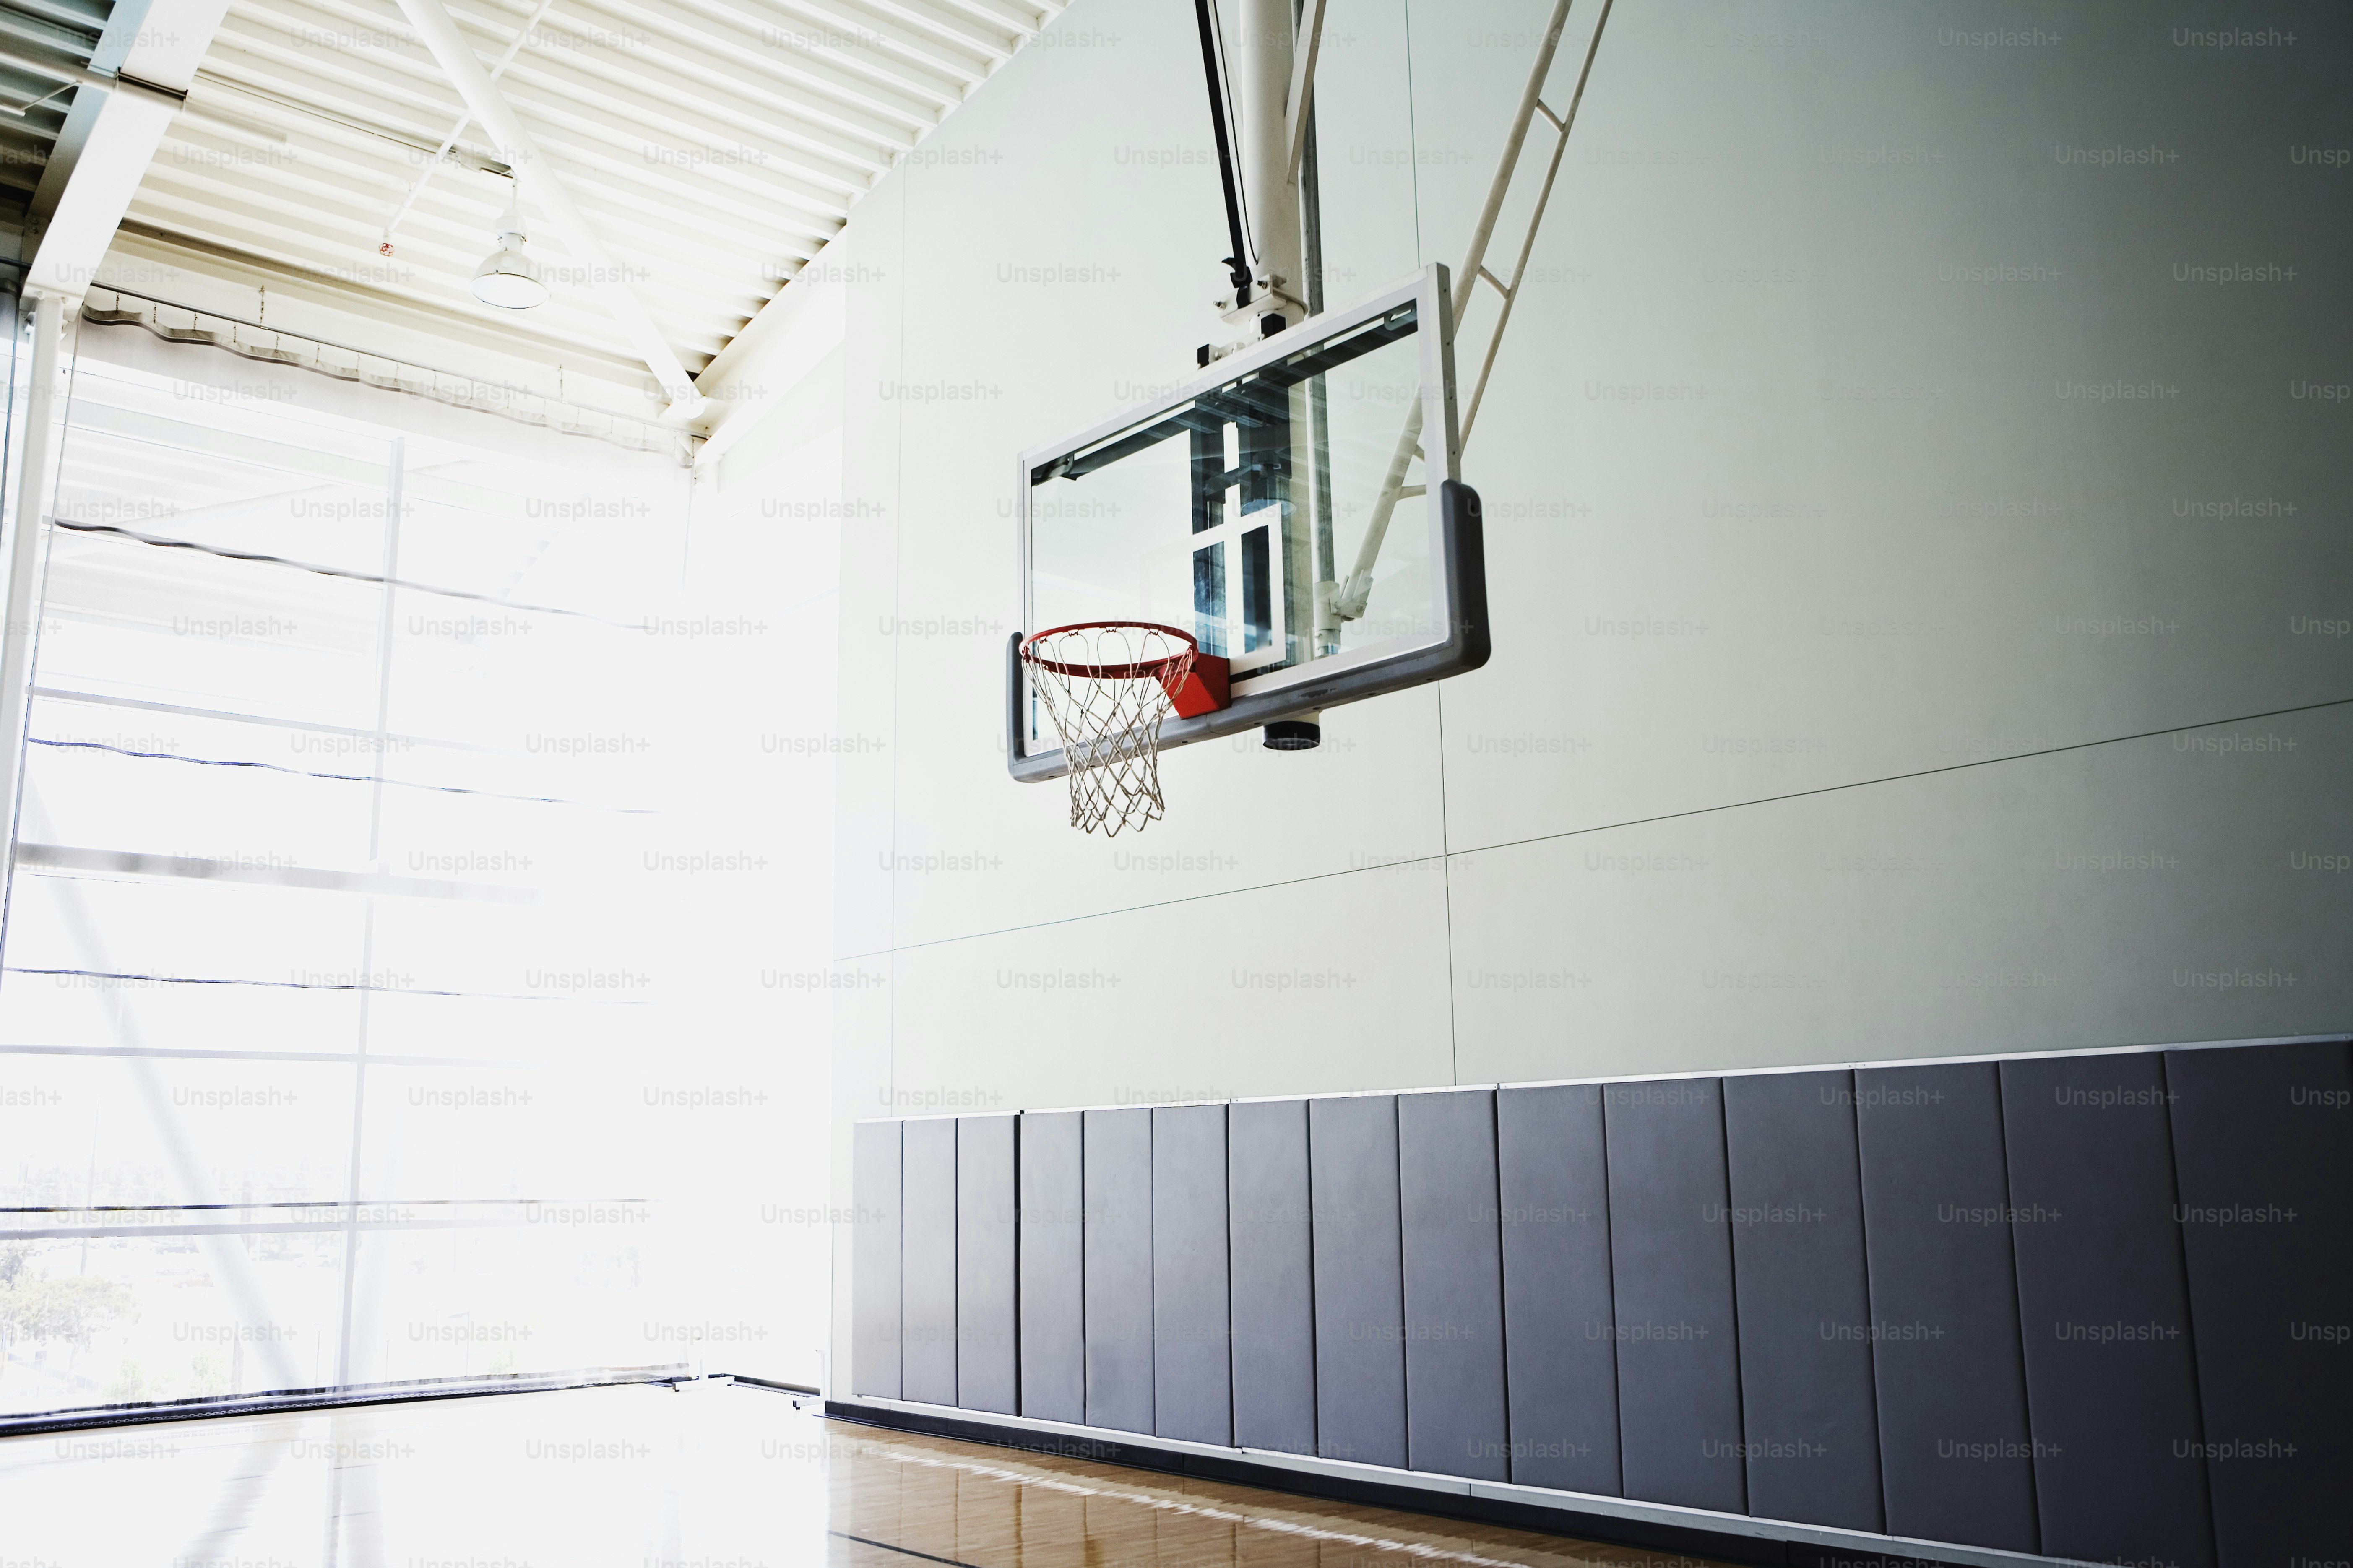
<box><xmin>1010</xmin><ymin>265</ymin><xmax>1486</xmax><ymax>777</ymax></box>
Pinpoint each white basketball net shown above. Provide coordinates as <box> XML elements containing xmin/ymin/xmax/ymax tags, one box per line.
<box><xmin>1021</xmin><ymin>623</ymin><xmax>1197</xmax><ymax>836</ymax></box>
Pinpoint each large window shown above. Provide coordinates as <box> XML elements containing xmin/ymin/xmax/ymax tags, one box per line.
<box><xmin>0</xmin><ymin>320</ymin><xmax>830</xmax><ymax>1413</ymax></box>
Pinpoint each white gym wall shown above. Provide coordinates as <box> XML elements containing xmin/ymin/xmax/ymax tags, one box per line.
<box><xmin>807</xmin><ymin>0</ymin><xmax>2353</xmax><ymax>1390</ymax></box>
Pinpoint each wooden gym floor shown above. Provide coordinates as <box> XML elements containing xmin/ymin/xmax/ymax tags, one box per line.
<box><xmin>0</xmin><ymin>1382</ymin><xmax>1740</xmax><ymax>1566</ymax></box>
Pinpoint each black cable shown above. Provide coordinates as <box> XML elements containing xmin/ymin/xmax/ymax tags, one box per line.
<box><xmin>26</xmin><ymin>736</ymin><xmax>652</xmax><ymax>812</ymax></box>
<box><xmin>1193</xmin><ymin>0</ymin><xmax>1253</xmax><ymax>293</ymax></box>
<box><xmin>49</xmin><ymin>518</ymin><xmax>641</xmax><ymax>629</ymax></box>
<box><xmin>1207</xmin><ymin>0</ymin><xmax>1257</xmax><ymax>262</ymax></box>
<box><xmin>9</xmin><ymin>966</ymin><xmax>486</xmax><ymax>997</ymax></box>
<box><xmin>5</xmin><ymin>966</ymin><xmax>649</xmax><ymax>1003</ymax></box>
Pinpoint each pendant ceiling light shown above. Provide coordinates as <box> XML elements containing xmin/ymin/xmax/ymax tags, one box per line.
<box><xmin>471</xmin><ymin>185</ymin><xmax>548</xmax><ymax>309</ymax></box>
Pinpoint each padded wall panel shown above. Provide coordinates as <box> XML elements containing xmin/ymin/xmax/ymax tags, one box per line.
<box><xmin>1019</xmin><ymin>1111</ymin><xmax>1085</xmax><ymax>1422</ymax></box>
<box><xmin>955</xmin><ymin>1114</ymin><xmax>1018</xmax><ymax>1414</ymax></box>
<box><xmin>901</xmin><ymin>1117</ymin><xmax>958</xmax><ymax>1406</ymax></box>
<box><xmin>851</xmin><ymin>1120</ymin><xmax>903</xmax><ymax>1399</ymax></box>
<box><xmin>1083</xmin><ymin>1106</ymin><xmax>1154</xmax><ymax>1433</ymax></box>
<box><xmin>1496</xmin><ymin>1084</ymin><xmax>1620</xmax><ymax>1494</ymax></box>
<box><xmin>1721</xmin><ymin>1071</ymin><xmax>1884</xmax><ymax>1532</ymax></box>
<box><xmin>1853</xmin><ymin>1062</ymin><xmax>2038</xmax><ymax>1552</ymax></box>
<box><xmin>2166</xmin><ymin>1040</ymin><xmax>2353</xmax><ymax>1568</ymax></box>
<box><xmin>1604</xmin><ymin>1078</ymin><xmax>1746</xmax><ymax>1514</ymax></box>
<box><xmin>1398</xmin><ymin>1090</ymin><xmax>1509</xmax><ymax>1480</ymax></box>
<box><xmin>1309</xmin><ymin>1095</ymin><xmax>1407</xmax><ymax>1467</ymax></box>
<box><xmin>1153</xmin><ymin>1103</ymin><xmax>1232</xmax><ymax>1445</ymax></box>
<box><xmin>1228</xmin><ymin>1097</ymin><xmax>1316</xmax><ymax>1454</ymax></box>
<box><xmin>2002</xmin><ymin>1054</ymin><xmax>2213</xmax><ymax>1568</ymax></box>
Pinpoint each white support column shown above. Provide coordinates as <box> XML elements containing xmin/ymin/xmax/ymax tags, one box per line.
<box><xmin>1236</xmin><ymin>0</ymin><xmax>1303</xmax><ymax>330</ymax></box>
<box><xmin>0</xmin><ymin>291</ymin><xmax>67</xmax><ymax>961</ymax></box>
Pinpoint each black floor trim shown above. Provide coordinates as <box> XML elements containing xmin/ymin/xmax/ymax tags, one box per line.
<box><xmin>821</xmin><ymin>1401</ymin><xmax>1990</xmax><ymax>1568</ymax></box>
<box><xmin>730</xmin><ymin>1375</ymin><xmax>822</xmax><ymax>1396</ymax></box>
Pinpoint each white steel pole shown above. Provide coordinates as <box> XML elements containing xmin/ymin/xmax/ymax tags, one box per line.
<box><xmin>391</xmin><ymin>0</ymin><xmax>705</xmax><ymax>420</ymax></box>
<box><xmin>0</xmin><ymin>289</ymin><xmax>64</xmax><ymax>969</ymax></box>
<box><xmin>1237</xmin><ymin>0</ymin><xmax>1303</xmax><ymax>330</ymax></box>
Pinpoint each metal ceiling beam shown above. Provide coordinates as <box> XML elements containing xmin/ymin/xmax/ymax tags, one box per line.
<box><xmin>125</xmin><ymin>125</ymin><xmax>766</xmax><ymax>348</ymax></box>
<box><xmin>22</xmin><ymin>0</ymin><xmax>228</xmax><ymax>300</ymax></box>
<box><xmin>689</xmin><ymin>253</ymin><xmax>845</xmax><ymax>468</ymax></box>
<box><xmin>75</xmin><ymin>0</ymin><xmax>1055</xmax><ymax>426</ymax></box>
<box><xmin>109</xmin><ymin>219</ymin><xmax>658</xmax><ymax>386</ymax></box>
<box><xmin>190</xmin><ymin>66</ymin><xmax>508</xmax><ymax>169</ymax></box>
<box><xmin>145</xmin><ymin>113</ymin><xmax>824</xmax><ymax>302</ymax></box>
<box><xmin>390</xmin><ymin>0</ymin><xmax>705</xmax><ymax>417</ymax></box>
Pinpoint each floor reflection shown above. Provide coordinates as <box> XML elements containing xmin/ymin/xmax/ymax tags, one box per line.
<box><xmin>0</xmin><ymin>1383</ymin><xmax>1732</xmax><ymax>1567</ymax></box>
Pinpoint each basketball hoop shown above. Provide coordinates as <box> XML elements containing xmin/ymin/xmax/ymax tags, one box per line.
<box><xmin>1020</xmin><ymin>622</ymin><xmax>1224</xmax><ymax>835</ymax></box>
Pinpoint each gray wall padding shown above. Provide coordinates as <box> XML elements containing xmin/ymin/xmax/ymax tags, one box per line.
<box><xmin>853</xmin><ymin>1036</ymin><xmax>2346</xmax><ymax>1568</ymax></box>
<box><xmin>899</xmin><ymin>1117</ymin><xmax>958</xmax><ymax>1406</ymax></box>
<box><xmin>850</xmin><ymin>1119</ymin><xmax>902</xmax><ymax>1399</ymax></box>
<box><xmin>2164</xmin><ymin>1040</ymin><xmax>2353</xmax><ymax>1568</ymax></box>
<box><xmin>1018</xmin><ymin>1110</ymin><xmax>1085</xmax><ymax>1422</ymax></box>
<box><xmin>1603</xmin><ymin>1078</ymin><xmax>1747</xmax><ymax>1514</ymax></box>
<box><xmin>1309</xmin><ymin>1094</ymin><xmax>1407</xmax><ymax>1468</ymax></box>
<box><xmin>1853</xmin><ymin>1062</ymin><xmax>2039</xmax><ymax>1552</ymax></box>
<box><xmin>2002</xmin><ymin>1054</ymin><xmax>2214</xmax><ymax>1568</ymax></box>
<box><xmin>1497</xmin><ymin>1084</ymin><xmax>1621</xmax><ymax>1494</ymax></box>
<box><xmin>955</xmin><ymin>1113</ymin><xmax>1017</xmax><ymax>1414</ymax></box>
<box><xmin>1398</xmin><ymin>1089</ymin><xmax>1509</xmax><ymax>1481</ymax></box>
<box><xmin>1152</xmin><ymin>1103</ymin><xmax>1232</xmax><ymax>1444</ymax></box>
<box><xmin>1083</xmin><ymin>1106</ymin><xmax>1153</xmax><ymax>1433</ymax></box>
<box><xmin>1721</xmin><ymin>1071</ymin><xmax>1884</xmax><ymax>1532</ymax></box>
<box><xmin>1228</xmin><ymin>1097</ymin><xmax>1316</xmax><ymax>1454</ymax></box>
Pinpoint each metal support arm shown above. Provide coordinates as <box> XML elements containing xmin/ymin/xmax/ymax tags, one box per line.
<box><xmin>1285</xmin><ymin>0</ymin><xmax>1327</xmax><ymax>181</ymax></box>
<box><xmin>1326</xmin><ymin>0</ymin><xmax>1613</xmax><ymax>628</ymax></box>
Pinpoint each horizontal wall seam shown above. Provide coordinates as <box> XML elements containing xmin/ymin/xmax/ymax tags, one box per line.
<box><xmin>835</xmin><ymin>693</ymin><xmax>2353</xmax><ymax>962</ymax></box>
<box><xmin>849</xmin><ymin>1035</ymin><xmax>2353</xmax><ymax>1123</ymax></box>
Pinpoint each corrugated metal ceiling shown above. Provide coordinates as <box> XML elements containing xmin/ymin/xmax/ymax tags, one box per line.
<box><xmin>102</xmin><ymin>0</ymin><xmax>1059</xmax><ymax>383</ymax></box>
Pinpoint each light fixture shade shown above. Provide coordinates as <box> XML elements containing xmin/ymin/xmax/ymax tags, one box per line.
<box><xmin>472</xmin><ymin>232</ymin><xmax>548</xmax><ymax>309</ymax></box>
